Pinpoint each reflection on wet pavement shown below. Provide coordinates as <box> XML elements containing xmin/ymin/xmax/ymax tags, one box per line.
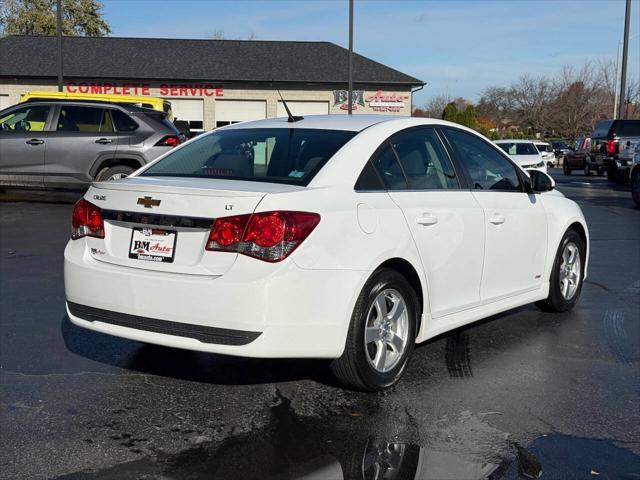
<box><xmin>54</xmin><ymin>386</ymin><xmax>640</xmax><ymax>480</ymax></box>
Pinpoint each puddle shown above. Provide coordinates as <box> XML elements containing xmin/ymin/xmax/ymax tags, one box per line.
<box><xmin>54</xmin><ymin>390</ymin><xmax>640</xmax><ymax>480</ymax></box>
<box><xmin>501</xmin><ymin>434</ymin><xmax>640</xmax><ymax>479</ymax></box>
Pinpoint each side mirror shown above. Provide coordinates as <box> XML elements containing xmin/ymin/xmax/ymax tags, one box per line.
<box><xmin>525</xmin><ymin>169</ymin><xmax>555</xmax><ymax>193</ymax></box>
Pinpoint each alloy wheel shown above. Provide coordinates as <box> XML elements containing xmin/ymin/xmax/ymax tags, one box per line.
<box><xmin>108</xmin><ymin>173</ymin><xmax>128</xmax><ymax>181</ymax></box>
<box><xmin>559</xmin><ymin>242</ymin><xmax>581</xmax><ymax>300</ymax></box>
<box><xmin>364</xmin><ymin>289</ymin><xmax>409</xmax><ymax>373</ymax></box>
<box><xmin>362</xmin><ymin>440</ymin><xmax>406</xmax><ymax>480</ymax></box>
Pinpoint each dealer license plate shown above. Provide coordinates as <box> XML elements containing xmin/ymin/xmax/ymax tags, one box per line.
<box><xmin>129</xmin><ymin>227</ymin><xmax>177</xmax><ymax>263</ymax></box>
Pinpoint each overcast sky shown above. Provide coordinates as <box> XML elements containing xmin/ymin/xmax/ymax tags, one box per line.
<box><xmin>102</xmin><ymin>0</ymin><xmax>640</xmax><ymax>107</ymax></box>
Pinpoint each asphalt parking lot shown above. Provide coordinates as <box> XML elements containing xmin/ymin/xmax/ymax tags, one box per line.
<box><xmin>1</xmin><ymin>171</ymin><xmax>639</xmax><ymax>480</ymax></box>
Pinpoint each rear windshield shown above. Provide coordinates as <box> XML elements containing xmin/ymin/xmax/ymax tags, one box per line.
<box><xmin>612</xmin><ymin>120</ymin><xmax>640</xmax><ymax>137</ymax></box>
<box><xmin>140</xmin><ymin>128</ymin><xmax>356</xmax><ymax>185</ymax></box>
<box><xmin>497</xmin><ymin>142</ymin><xmax>539</xmax><ymax>155</ymax></box>
<box><xmin>535</xmin><ymin>143</ymin><xmax>552</xmax><ymax>152</ymax></box>
<box><xmin>592</xmin><ymin>121</ymin><xmax>613</xmax><ymax>139</ymax></box>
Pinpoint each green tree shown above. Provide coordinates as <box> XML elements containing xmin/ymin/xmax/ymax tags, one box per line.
<box><xmin>442</xmin><ymin>102</ymin><xmax>459</xmax><ymax>122</ymax></box>
<box><xmin>1</xmin><ymin>0</ymin><xmax>110</xmax><ymax>36</ymax></box>
<box><xmin>459</xmin><ymin>105</ymin><xmax>477</xmax><ymax>129</ymax></box>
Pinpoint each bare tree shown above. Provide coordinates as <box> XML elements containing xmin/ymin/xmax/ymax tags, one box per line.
<box><xmin>550</xmin><ymin>63</ymin><xmax>607</xmax><ymax>141</ymax></box>
<box><xmin>476</xmin><ymin>86</ymin><xmax>514</xmax><ymax>130</ymax></box>
<box><xmin>510</xmin><ymin>75</ymin><xmax>554</xmax><ymax>135</ymax></box>
<box><xmin>420</xmin><ymin>94</ymin><xmax>451</xmax><ymax>118</ymax></box>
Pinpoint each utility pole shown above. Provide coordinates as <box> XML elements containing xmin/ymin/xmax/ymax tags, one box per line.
<box><xmin>613</xmin><ymin>40</ymin><xmax>621</xmax><ymax>119</ymax></box>
<box><xmin>348</xmin><ymin>0</ymin><xmax>353</xmax><ymax>115</ymax></box>
<box><xmin>56</xmin><ymin>0</ymin><xmax>64</xmax><ymax>92</ymax></box>
<box><xmin>617</xmin><ymin>0</ymin><xmax>631</xmax><ymax>119</ymax></box>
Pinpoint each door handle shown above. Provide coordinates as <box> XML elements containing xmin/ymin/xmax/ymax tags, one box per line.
<box><xmin>417</xmin><ymin>214</ymin><xmax>438</xmax><ymax>226</ymax></box>
<box><xmin>95</xmin><ymin>138</ymin><xmax>113</xmax><ymax>144</ymax></box>
<box><xmin>488</xmin><ymin>214</ymin><xmax>506</xmax><ymax>225</ymax></box>
<box><xmin>25</xmin><ymin>138</ymin><xmax>44</xmax><ymax>145</ymax></box>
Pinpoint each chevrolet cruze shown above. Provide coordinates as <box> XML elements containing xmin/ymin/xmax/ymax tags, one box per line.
<box><xmin>64</xmin><ymin>115</ymin><xmax>589</xmax><ymax>390</ymax></box>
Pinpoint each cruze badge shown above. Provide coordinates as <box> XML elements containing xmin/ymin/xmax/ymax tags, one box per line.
<box><xmin>137</xmin><ymin>196</ymin><xmax>161</xmax><ymax>208</ymax></box>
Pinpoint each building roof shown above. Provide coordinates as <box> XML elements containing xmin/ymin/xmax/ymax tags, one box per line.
<box><xmin>0</xmin><ymin>35</ymin><xmax>424</xmax><ymax>87</ymax></box>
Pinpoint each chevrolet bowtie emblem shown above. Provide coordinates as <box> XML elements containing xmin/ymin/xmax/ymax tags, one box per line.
<box><xmin>137</xmin><ymin>196</ymin><xmax>161</xmax><ymax>208</ymax></box>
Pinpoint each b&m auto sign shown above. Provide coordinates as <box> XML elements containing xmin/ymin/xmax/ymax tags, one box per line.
<box><xmin>66</xmin><ymin>81</ymin><xmax>224</xmax><ymax>97</ymax></box>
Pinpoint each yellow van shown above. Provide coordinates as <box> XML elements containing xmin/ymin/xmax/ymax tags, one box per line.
<box><xmin>19</xmin><ymin>91</ymin><xmax>174</xmax><ymax>121</ymax></box>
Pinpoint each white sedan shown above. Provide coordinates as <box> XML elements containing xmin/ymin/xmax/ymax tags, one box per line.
<box><xmin>64</xmin><ymin>115</ymin><xmax>588</xmax><ymax>390</ymax></box>
<box><xmin>495</xmin><ymin>139</ymin><xmax>548</xmax><ymax>173</ymax></box>
<box><xmin>534</xmin><ymin>141</ymin><xmax>557</xmax><ymax>167</ymax></box>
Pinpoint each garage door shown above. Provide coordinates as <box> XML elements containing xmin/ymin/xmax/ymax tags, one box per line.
<box><xmin>277</xmin><ymin>101</ymin><xmax>329</xmax><ymax>117</ymax></box>
<box><xmin>215</xmin><ymin>100</ymin><xmax>266</xmax><ymax>128</ymax></box>
<box><xmin>167</xmin><ymin>98</ymin><xmax>204</xmax><ymax>133</ymax></box>
<box><xmin>0</xmin><ymin>95</ymin><xmax>11</xmax><ymax>111</ymax></box>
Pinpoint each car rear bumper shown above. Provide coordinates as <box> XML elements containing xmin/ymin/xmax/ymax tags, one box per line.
<box><xmin>64</xmin><ymin>239</ymin><xmax>367</xmax><ymax>358</ymax></box>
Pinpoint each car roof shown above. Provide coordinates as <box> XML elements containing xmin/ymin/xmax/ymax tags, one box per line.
<box><xmin>494</xmin><ymin>139</ymin><xmax>536</xmax><ymax>143</ymax></box>
<box><xmin>14</xmin><ymin>99</ymin><xmax>154</xmax><ymax>114</ymax></box>
<box><xmin>221</xmin><ymin>114</ymin><xmax>448</xmax><ymax>132</ymax></box>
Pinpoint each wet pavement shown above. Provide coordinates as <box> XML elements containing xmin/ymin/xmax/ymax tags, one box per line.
<box><xmin>1</xmin><ymin>170</ymin><xmax>639</xmax><ymax>480</ymax></box>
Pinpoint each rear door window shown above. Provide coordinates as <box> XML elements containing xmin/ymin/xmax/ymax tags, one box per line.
<box><xmin>141</xmin><ymin>128</ymin><xmax>355</xmax><ymax>186</ymax></box>
<box><xmin>371</xmin><ymin>143</ymin><xmax>407</xmax><ymax>190</ymax></box>
<box><xmin>56</xmin><ymin>106</ymin><xmax>111</xmax><ymax>133</ymax></box>
<box><xmin>389</xmin><ymin>128</ymin><xmax>459</xmax><ymax>190</ymax></box>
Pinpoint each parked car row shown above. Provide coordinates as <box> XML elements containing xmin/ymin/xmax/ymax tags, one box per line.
<box><xmin>562</xmin><ymin>120</ymin><xmax>640</xmax><ymax>182</ymax></box>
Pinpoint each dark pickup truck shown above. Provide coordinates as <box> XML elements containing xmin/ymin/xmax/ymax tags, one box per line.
<box><xmin>588</xmin><ymin>120</ymin><xmax>640</xmax><ymax>183</ymax></box>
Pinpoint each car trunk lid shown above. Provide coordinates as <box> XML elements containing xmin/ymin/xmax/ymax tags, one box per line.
<box><xmin>83</xmin><ymin>177</ymin><xmax>303</xmax><ymax>276</ymax></box>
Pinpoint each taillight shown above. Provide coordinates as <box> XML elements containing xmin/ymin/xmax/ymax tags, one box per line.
<box><xmin>206</xmin><ymin>211</ymin><xmax>320</xmax><ymax>262</ymax></box>
<box><xmin>155</xmin><ymin>135</ymin><xmax>182</xmax><ymax>147</ymax></box>
<box><xmin>606</xmin><ymin>139</ymin><xmax>617</xmax><ymax>155</ymax></box>
<box><xmin>71</xmin><ymin>198</ymin><xmax>104</xmax><ymax>240</ymax></box>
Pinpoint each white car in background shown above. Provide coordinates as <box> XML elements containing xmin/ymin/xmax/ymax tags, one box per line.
<box><xmin>534</xmin><ymin>141</ymin><xmax>556</xmax><ymax>167</ymax></box>
<box><xmin>495</xmin><ymin>139</ymin><xmax>547</xmax><ymax>173</ymax></box>
<box><xmin>64</xmin><ymin>115</ymin><xmax>588</xmax><ymax>391</ymax></box>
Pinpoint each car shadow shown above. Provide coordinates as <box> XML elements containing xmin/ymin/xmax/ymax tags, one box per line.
<box><xmin>61</xmin><ymin>315</ymin><xmax>338</xmax><ymax>387</ymax></box>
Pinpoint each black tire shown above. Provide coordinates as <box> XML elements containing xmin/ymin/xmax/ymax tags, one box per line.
<box><xmin>96</xmin><ymin>165</ymin><xmax>135</xmax><ymax>181</ymax></box>
<box><xmin>583</xmin><ymin>160</ymin><xmax>590</xmax><ymax>176</ymax></box>
<box><xmin>563</xmin><ymin>162</ymin><xmax>571</xmax><ymax>175</ymax></box>
<box><xmin>631</xmin><ymin>169</ymin><xmax>640</xmax><ymax>207</ymax></box>
<box><xmin>536</xmin><ymin>229</ymin><xmax>585</xmax><ymax>313</ymax></box>
<box><xmin>607</xmin><ymin>164</ymin><xmax>616</xmax><ymax>181</ymax></box>
<box><xmin>615</xmin><ymin>168</ymin><xmax>629</xmax><ymax>184</ymax></box>
<box><xmin>330</xmin><ymin>269</ymin><xmax>418</xmax><ymax>391</ymax></box>
<box><xmin>597</xmin><ymin>167</ymin><xmax>605</xmax><ymax>176</ymax></box>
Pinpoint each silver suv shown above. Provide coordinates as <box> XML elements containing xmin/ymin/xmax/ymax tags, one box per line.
<box><xmin>0</xmin><ymin>100</ymin><xmax>183</xmax><ymax>190</ymax></box>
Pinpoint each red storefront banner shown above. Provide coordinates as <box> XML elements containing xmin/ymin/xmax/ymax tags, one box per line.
<box><xmin>66</xmin><ymin>81</ymin><xmax>224</xmax><ymax>97</ymax></box>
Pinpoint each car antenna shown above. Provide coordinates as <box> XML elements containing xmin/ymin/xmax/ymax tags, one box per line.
<box><xmin>277</xmin><ymin>90</ymin><xmax>303</xmax><ymax>123</ymax></box>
